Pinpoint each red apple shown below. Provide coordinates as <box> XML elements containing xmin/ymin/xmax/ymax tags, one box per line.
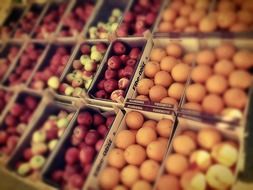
<box><xmin>65</xmin><ymin>147</ymin><xmax>79</xmax><ymax>165</ymax></box>
<box><xmin>107</xmin><ymin>56</ymin><xmax>121</xmax><ymax>70</ymax></box>
<box><xmin>93</xmin><ymin>114</ymin><xmax>105</xmax><ymax>127</ymax></box>
<box><xmin>95</xmin><ymin>90</ymin><xmax>108</xmax><ymax>99</ymax></box>
<box><xmin>105</xmin><ymin>69</ymin><xmax>117</xmax><ymax>80</ymax></box>
<box><xmin>79</xmin><ymin>146</ymin><xmax>95</xmax><ymax>164</ymax></box>
<box><xmin>77</xmin><ymin>112</ymin><xmax>93</xmax><ymax>126</ymax></box>
<box><xmin>103</xmin><ymin>79</ymin><xmax>118</xmax><ymax>93</ymax></box>
<box><xmin>85</xmin><ymin>130</ymin><xmax>99</xmax><ymax>145</ymax></box>
<box><xmin>113</xmin><ymin>42</ymin><xmax>126</xmax><ymax>54</ymax></box>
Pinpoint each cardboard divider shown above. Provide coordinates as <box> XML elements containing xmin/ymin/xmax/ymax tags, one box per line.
<box><xmin>26</xmin><ymin>40</ymin><xmax>79</xmax><ymax>91</ymax></box>
<box><xmin>84</xmin><ymin>107</ymin><xmax>177</xmax><ymax>190</ymax></box>
<box><xmin>130</xmin><ymin>37</ymin><xmax>199</xmax><ymax>109</ymax></box>
<box><xmin>41</xmin><ymin>104</ymin><xmax>124</xmax><ymax>189</ymax></box>
<box><xmin>87</xmin><ymin>37</ymin><xmax>152</xmax><ymax>108</ymax></box>
<box><xmin>0</xmin><ymin>85</ymin><xmax>15</xmax><ymax>119</ymax></box>
<box><xmin>153</xmin><ymin>116</ymin><xmax>243</xmax><ymax>190</ymax></box>
<box><xmin>30</xmin><ymin>0</ymin><xmax>72</xmax><ymax>40</ymax></box>
<box><xmin>1</xmin><ymin>40</ymin><xmax>50</xmax><ymax>87</ymax></box>
<box><xmin>179</xmin><ymin>38</ymin><xmax>253</xmax><ymax>126</ymax></box>
<box><xmin>83</xmin><ymin>0</ymin><xmax>130</xmax><ymax>40</ymax></box>
<box><xmin>6</xmin><ymin>100</ymin><xmax>78</xmax><ymax>178</ymax></box>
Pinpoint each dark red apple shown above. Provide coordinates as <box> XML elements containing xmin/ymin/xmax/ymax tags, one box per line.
<box><xmin>80</xmin><ymin>44</ymin><xmax>91</xmax><ymax>54</ymax></box>
<box><xmin>51</xmin><ymin>170</ymin><xmax>64</xmax><ymax>183</ymax></box>
<box><xmin>23</xmin><ymin>147</ymin><xmax>33</xmax><ymax>161</ymax></box>
<box><xmin>69</xmin><ymin>173</ymin><xmax>84</xmax><ymax>189</ymax></box>
<box><xmin>97</xmin><ymin>124</ymin><xmax>108</xmax><ymax>138</ymax></box>
<box><xmin>93</xmin><ymin>114</ymin><xmax>105</xmax><ymax>127</ymax></box>
<box><xmin>113</xmin><ymin>42</ymin><xmax>126</xmax><ymax>55</ymax></box>
<box><xmin>129</xmin><ymin>48</ymin><xmax>141</xmax><ymax>59</ymax></box>
<box><xmin>103</xmin><ymin>79</ymin><xmax>118</xmax><ymax>93</ymax></box>
<box><xmin>106</xmin><ymin>116</ymin><xmax>115</xmax><ymax>127</ymax></box>
<box><xmin>79</xmin><ymin>146</ymin><xmax>95</xmax><ymax>164</ymax></box>
<box><xmin>73</xmin><ymin>125</ymin><xmax>88</xmax><ymax>139</ymax></box>
<box><xmin>85</xmin><ymin>130</ymin><xmax>99</xmax><ymax>145</ymax></box>
<box><xmin>65</xmin><ymin>147</ymin><xmax>79</xmax><ymax>165</ymax></box>
<box><xmin>77</xmin><ymin>112</ymin><xmax>93</xmax><ymax>126</ymax></box>
<box><xmin>95</xmin><ymin>90</ymin><xmax>108</xmax><ymax>99</ymax></box>
<box><xmin>107</xmin><ymin>56</ymin><xmax>121</xmax><ymax>70</ymax></box>
<box><xmin>96</xmin><ymin>43</ymin><xmax>107</xmax><ymax>54</ymax></box>
<box><xmin>105</xmin><ymin>69</ymin><xmax>117</xmax><ymax>80</ymax></box>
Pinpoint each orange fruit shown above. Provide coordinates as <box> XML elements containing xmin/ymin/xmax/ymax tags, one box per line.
<box><xmin>124</xmin><ymin>144</ymin><xmax>146</xmax><ymax>165</ymax></box>
<box><xmin>146</xmin><ymin>140</ymin><xmax>167</xmax><ymax>162</ymax></box>
<box><xmin>108</xmin><ymin>148</ymin><xmax>126</xmax><ymax>169</ymax></box>
<box><xmin>136</xmin><ymin>127</ymin><xmax>157</xmax><ymax>147</ymax></box>
<box><xmin>120</xmin><ymin>165</ymin><xmax>140</xmax><ymax>187</ymax></box>
<box><xmin>156</xmin><ymin>119</ymin><xmax>173</xmax><ymax>138</ymax></box>
<box><xmin>99</xmin><ymin>167</ymin><xmax>120</xmax><ymax>189</ymax></box>
<box><xmin>142</xmin><ymin>120</ymin><xmax>157</xmax><ymax>129</ymax></box>
<box><xmin>165</xmin><ymin>153</ymin><xmax>189</xmax><ymax>176</ymax></box>
<box><xmin>157</xmin><ymin>174</ymin><xmax>181</xmax><ymax>190</ymax></box>
<box><xmin>150</xmin><ymin>47</ymin><xmax>167</xmax><ymax>62</ymax></box>
<box><xmin>172</xmin><ymin>135</ymin><xmax>197</xmax><ymax>156</ymax></box>
<box><xmin>115</xmin><ymin>130</ymin><xmax>135</xmax><ymax>149</ymax></box>
<box><xmin>125</xmin><ymin>111</ymin><xmax>144</xmax><ymax>129</ymax></box>
<box><xmin>140</xmin><ymin>159</ymin><xmax>160</xmax><ymax>182</ymax></box>
<box><xmin>131</xmin><ymin>180</ymin><xmax>152</xmax><ymax>190</ymax></box>
<box><xmin>113</xmin><ymin>185</ymin><xmax>128</xmax><ymax>190</ymax></box>
<box><xmin>144</xmin><ymin>61</ymin><xmax>160</xmax><ymax>78</ymax></box>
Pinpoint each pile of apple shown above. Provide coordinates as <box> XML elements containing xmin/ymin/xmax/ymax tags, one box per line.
<box><xmin>29</xmin><ymin>46</ymin><xmax>71</xmax><ymax>90</ymax></box>
<box><xmin>136</xmin><ymin>43</ymin><xmax>193</xmax><ymax>107</ymax></box>
<box><xmin>0</xmin><ymin>45</ymin><xmax>20</xmax><ymax>80</ymax></box>
<box><xmin>0</xmin><ymin>89</ymin><xmax>13</xmax><ymax>114</ymax></box>
<box><xmin>91</xmin><ymin>41</ymin><xmax>142</xmax><ymax>102</ymax></box>
<box><xmin>59</xmin><ymin>1</ymin><xmax>94</xmax><ymax>37</ymax></box>
<box><xmin>49</xmin><ymin>110</ymin><xmax>115</xmax><ymax>190</ymax></box>
<box><xmin>58</xmin><ymin>42</ymin><xmax>108</xmax><ymax>97</ymax></box>
<box><xmin>184</xmin><ymin>42</ymin><xmax>252</xmax><ymax>116</ymax></box>
<box><xmin>157</xmin><ymin>127</ymin><xmax>239</xmax><ymax>190</ymax></box>
<box><xmin>15</xmin><ymin>110</ymin><xmax>74</xmax><ymax>176</ymax></box>
<box><xmin>116</xmin><ymin>0</ymin><xmax>162</xmax><ymax>37</ymax></box>
<box><xmin>157</xmin><ymin>0</ymin><xmax>253</xmax><ymax>33</ymax></box>
<box><xmin>13</xmin><ymin>6</ymin><xmax>42</xmax><ymax>38</ymax></box>
<box><xmin>0</xmin><ymin>95</ymin><xmax>39</xmax><ymax>156</ymax></box>
<box><xmin>88</xmin><ymin>8</ymin><xmax>122</xmax><ymax>39</ymax></box>
<box><xmin>33</xmin><ymin>2</ymin><xmax>68</xmax><ymax>39</ymax></box>
<box><xmin>99</xmin><ymin>111</ymin><xmax>173</xmax><ymax>190</ymax></box>
<box><xmin>5</xmin><ymin>43</ymin><xmax>45</xmax><ymax>86</ymax></box>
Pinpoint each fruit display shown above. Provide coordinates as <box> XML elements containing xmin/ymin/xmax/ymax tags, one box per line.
<box><xmin>13</xmin><ymin>4</ymin><xmax>44</xmax><ymax>39</ymax></box>
<box><xmin>32</xmin><ymin>2</ymin><xmax>68</xmax><ymax>39</ymax></box>
<box><xmin>29</xmin><ymin>44</ymin><xmax>74</xmax><ymax>91</ymax></box>
<box><xmin>89</xmin><ymin>40</ymin><xmax>144</xmax><ymax>102</ymax></box>
<box><xmin>0</xmin><ymin>1</ymin><xmax>252</xmax><ymax>190</ymax></box>
<box><xmin>58</xmin><ymin>0</ymin><xmax>94</xmax><ymax>38</ymax></box>
<box><xmin>136</xmin><ymin>41</ymin><xmax>196</xmax><ymax>107</ymax></box>
<box><xmin>0</xmin><ymin>43</ymin><xmax>21</xmax><ymax>80</ymax></box>
<box><xmin>98</xmin><ymin>110</ymin><xmax>174</xmax><ymax>190</ymax></box>
<box><xmin>87</xmin><ymin>7</ymin><xmax>123</xmax><ymax>39</ymax></box>
<box><xmin>116</xmin><ymin>0</ymin><xmax>163</xmax><ymax>37</ymax></box>
<box><xmin>0</xmin><ymin>7</ymin><xmax>25</xmax><ymax>39</ymax></box>
<box><xmin>0</xmin><ymin>93</ymin><xmax>40</xmax><ymax>157</ymax></box>
<box><xmin>0</xmin><ymin>88</ymin><xmax>13</xmax><ymax>114</ymax></box>
<box><xmin>10</xmin><ymin>107</ymin><xmax>75</xmax><ymax>177</ymax></box>
<box><xmin>183</xmin><ymin>42</ymin><xmax>253</xmax><ymax>116</ymax></box>
<box><xmin>58</xmin><ymin>42</ymin><xmax>108</xmax><ymax>97</ymax></box>
<box><xmin>156</xmin><ymin>124</ymin><xmax>239</xmax><ymax>190</ymax></box>
<box><xmin>156</xmin><ymin>0</ymin><xmax>253</xmax><ymax>33</ymax></box>
<box><xmin>4</xmin><ymin>43</ymin><xmax>46</xmax><ymax>86</ymax></box>
<box><xmin>43</xmin><ymin>109</ymin><xmax>116</xmax><ymax>190</ymax></box>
